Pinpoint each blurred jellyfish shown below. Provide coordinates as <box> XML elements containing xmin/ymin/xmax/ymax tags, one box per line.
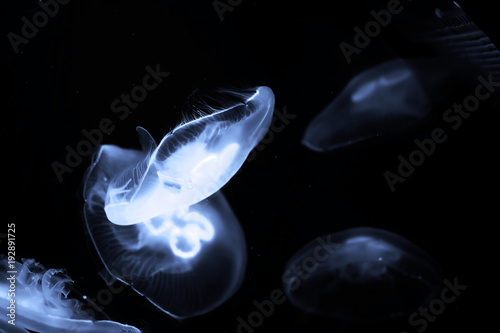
<box><xmin>83</xmin><ymin>86</ymin><xmax>275</xmax><ymax>318</ymax></box>
<box><xmin>302</xmin><ymin>58</ymin><xmax>461</xmax><ymax>152</ymax></box>
<box><xmin>0</xmin><ymin>256</ymin><xmax>141</xmax><ymax>333</ymax></box>
<box><xmin>282</xmin><ymin>227</ymin><xmax>442</xmax><ymax>321</ymax></box>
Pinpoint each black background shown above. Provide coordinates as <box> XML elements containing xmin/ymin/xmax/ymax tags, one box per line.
<box><xmin>3</xmin><ymin>0</ymin><xmax>497</xmax><ymax>332</ymax></box>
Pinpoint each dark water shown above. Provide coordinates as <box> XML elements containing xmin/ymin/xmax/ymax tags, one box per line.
<box><xmin>4</xmin><ymin>0</ymin><xmax>496</xmax><ymax>332</ymax></box>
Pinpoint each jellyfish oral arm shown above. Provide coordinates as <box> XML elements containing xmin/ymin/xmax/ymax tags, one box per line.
<box><xmin>142</xmin><ymin>209</ymin><xmax>215</xmax><ymax>259</ymax></box>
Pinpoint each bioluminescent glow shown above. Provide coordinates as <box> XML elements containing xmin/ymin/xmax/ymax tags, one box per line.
<box><xmin>302</xmin><ymin>59</ymin><xmax>440</xmax><ymax>152</ymax></box>
<box><xmin>83</xmin><ymin>87</ymin><xmax>274</xmax><ymax>318</ymax></box>
<box><xmin>282</xmin><ymin>227</ymin><xmax>442</xmax><ymax>321</ymax></box>
<box><xmin>100</xmin><ymin>86</ymin><xmax>274</xmax><ymax>226</ymax></box>
<box><xmin>0</xmin><ymin>256</ymin><xmax>141</xmax><ymax>333</ymax></box>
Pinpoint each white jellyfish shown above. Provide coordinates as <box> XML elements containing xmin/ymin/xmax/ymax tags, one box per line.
<box><xmin>83</xmin><ymin>86</ymin><xmax>275</xmax><ymax>318</ymax></box>
<box><xmin>100</xmin><ymin>86</ymin><xmax>275</xmax><ymax>226</ymax></box>
<box><xmin>0</xmin><ymin>256</ymin><xmax>141</xmax><ymax>333</ymax></box>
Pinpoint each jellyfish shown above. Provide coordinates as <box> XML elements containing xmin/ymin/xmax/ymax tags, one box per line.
<box><xmin>82</xmin><ymin>86</ymin><xmax>275</xmax><ymax>318</ymax></box>
<box><xmin>282</xmin><ymin>227</ymin><xmax>442</xmax><ymax>321</ymax></box>
<box><xmin>0</xmin><ymin>256</ymin><xmax>141</xmax><ymax>333</ymax></box>
<box><xmin>302</xmin><ymin>58</ymin><xmax>463</xmax><ymax>152</ymax></box>
<box><xmin>102</xmin><ymin>86</ymin><xmax>275</xmax><ymax>226</ymax></box>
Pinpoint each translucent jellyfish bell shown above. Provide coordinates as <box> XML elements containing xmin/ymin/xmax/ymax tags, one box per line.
<box><xmin>102</xmin><ymin>86</ymin><xmax>274</xmax><ymax>226</ymax></box>
<box><xmin>282</xmin><ymin>227</ymin><xmax>442</xmax><ymax>321</ymax></box>
<box><xmin>84</xmin><ymin>187</ymin><xmax>246</xmax><ymax>318</ymax></box>
<box><xmin>302</xmin><ymin>58</ymin><xmax>455</xmax><ymax>152</ymax></box>
<box><xmin>82</xmin><ymin>87</ymin><xmax>274</xmax><ymax>318</ymax></box>
<box><xmin>0</xmin><ymin>256</ymin><xmax>141</xmax><ymax>333</ymax></box>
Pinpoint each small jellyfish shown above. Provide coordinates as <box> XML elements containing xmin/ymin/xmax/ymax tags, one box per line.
<box><xmin>0</xmin><ymin>256</ymin><xmax>141</xmax><ymax>333</ymax></box>
<box><xmin>282</xmin><ymin>227</ymin><xmax>442</xmax><ymax>321</ymax></box>
<box><xmin>302</xmin><ymin>58</ymin><xmax>460</xmax><ymax>152</ymax></box>
<box><xmin>83</xmin><ymin>86</ymin><xmax>275</xmax><ymax>318</ymax></box>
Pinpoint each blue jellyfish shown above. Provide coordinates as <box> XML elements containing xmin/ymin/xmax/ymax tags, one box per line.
<box><xmin>0</xmin><ymin>256</ymin><xmax>141</xmax><ymax>333</ymax></box>
<box><xmin>83</xmin><ymin>86</ymin><xmax>275</xmax><ymax>318</ymax></box>
<box><xmin>302</xmin><ymin>58</ymin><xmax>458</xmax><ymax>152</ymax></box>
<box><xmin>282</xmin><ymin>227</ymin><xmax>442</xmax><ymax>321</ymax></box>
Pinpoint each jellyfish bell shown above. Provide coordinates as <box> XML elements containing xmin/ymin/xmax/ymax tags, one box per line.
<box><xmin>84</xmin><ymin>182</ymin><xmax>247</xmax><ymax>319</ymax></box>
<box><xmin>85</xmin><ymin>158</ymin><xmax>247</xmax><ymax>318</ymax></box>
<box><xmin>302</xmin><ymin>58</ymin><xmax>463</xmax><ymax>152</ymax></box>
<box><xmin>282</xmin><ymin>227</ymin><xmax>442</xmax><ymax>321</ymax></box>
<box><xmin>102</xmin><ymin>86</ymin><xmax>275</xmax><ymax>226</ymax></box>
<box><xmin>0</xmin><ymin>256</ymin><xmax>141</xmax><ymax>333</ymax></box>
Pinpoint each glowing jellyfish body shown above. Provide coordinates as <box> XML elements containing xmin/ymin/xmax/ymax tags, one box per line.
<box><xmin>282</xmin><ymin>227</ymin><xmax>442</xmax><ymax>321</ymax></box>
<box><xmin>83</xmin><ymin>86</ymin><xmax>275</xmax><ymax>318</ymax></box>
<box><xmin>0</xmin><ymin>256</ymin><xmax>141</xmax><ymax>333</ymax></box>
<box><xmin>103</xmin><ymin>86</ymin><xmax>275</xmax><ymax>226</ymax></box>
<box><xmin>302</xmin><ymin>58</ymin><xmax>456</xmax><ymax>152</ymax></box>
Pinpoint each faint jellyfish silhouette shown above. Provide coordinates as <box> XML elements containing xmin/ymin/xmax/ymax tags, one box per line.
<box><xmin>83</xmin><ymin>86</ymin><xmax>275</xmax><ymax>318</ymax></box>
<box><xmin>0</xmin><ymin>256</ymin><xmax>141</xmax><ymax>333</ymax></box>
<box><xmin>302</xmin><ymin>58</ymin><xmax>462</xmax><ymax>152</ymax></box>
<box><xmin>282</xmin><ymin>227</ymin><xmax>442</xmax><ymax>321</ymax></box>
